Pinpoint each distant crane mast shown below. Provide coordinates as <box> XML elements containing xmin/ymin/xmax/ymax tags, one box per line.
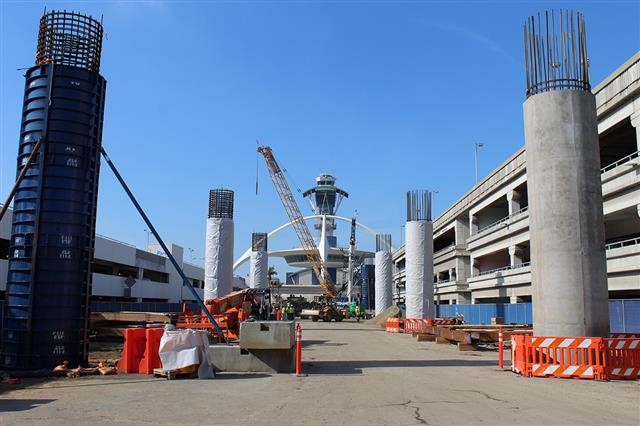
<box><xmin>257</xmin><ymin>144</ymin><xmax>337</xmax><ymax>298</ymax></box>
<box><xmin>347</xmin><ymin>213</ymin><xmax>357</xmax><ymax>302</ymax></box>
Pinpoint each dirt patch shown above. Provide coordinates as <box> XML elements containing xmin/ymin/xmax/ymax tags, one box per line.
<box><xmin>89</xmin><ymin>339</ymin><xmax>123</xmax><ymax>367</ymax></box>
<box><xmin>364</xmin><ymin>305</ymin><xmax>402</xmax><ymax>328</ymax></box>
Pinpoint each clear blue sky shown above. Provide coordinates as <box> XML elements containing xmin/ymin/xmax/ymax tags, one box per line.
<box><xmin>1</xmin><ymin>1</ymin><xmax>638</xmax><ymax>279</ymax></box>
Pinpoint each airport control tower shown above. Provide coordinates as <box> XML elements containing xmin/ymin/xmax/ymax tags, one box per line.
<box><xmin>302</xmin><ymin>173</ymin><xmax>349</xmax><ymax>246</ymax></box>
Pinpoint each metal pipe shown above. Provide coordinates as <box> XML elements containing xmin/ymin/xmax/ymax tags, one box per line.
<box><xmin>99</xmin><ymin>146</ymin><xmax>226</xmax><ymax>341</ymax></box>
<box><xmin>0</xmin><ymin>137</ymin><xmax>44</xmax><ymax>223</ymax></box>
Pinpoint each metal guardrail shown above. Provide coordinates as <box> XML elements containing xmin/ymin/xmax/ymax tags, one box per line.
<box><xmin>433</xmin><ymin>243</ymin><xmax>455</xmax><ymax>256</ymax></box>
<box><xmin>606</xmin><ymin>237</ymin><xmax>640</xmax><ymax>251</ymax></box>
<box><xmin>601</xmin><ymin>151</ymin><xmax>639</xmax><ymax>174</ymax></box>
<box><xmin>474</xmin><ymin>206</ymin><xmax>529</xmax><ymax>235</ymax></box>
<box><xmin>96</xmin><ymin>233</ymin><xmax>138</xmax><ymax>249</ymax></box>
<box><xmin>475</xmin><ymin>261</ymin><xmax>531</xmax><ymax>277</ymax></box>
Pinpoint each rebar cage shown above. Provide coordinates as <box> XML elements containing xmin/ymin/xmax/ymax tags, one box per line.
<box><xmin>406</xmin><ymin>190</ymin><xmax>432</xmax><ymax>222</ymax></box>
<box><xmin>376</xmin><ymin>234</ymin><xmax>392</xmax><ymax>252</ymax></box>
<box><xmin>208</xmin><ymin>189</ymin><xmax>234</xmax><ymax>219</ymax></box>
<box><xmin>523</xmin><ymin>10</ymin><xmax>590</xmax><ymax>98</ymax></box>
<box><xmin>36</xmin><ymin>10</ymin><xmax>104</xmax><ymax>72</ymax></box>
<box><xmin>252</xmin><ymin>232</ymin><xmax>268</xmax><ymax>252</ymax></box>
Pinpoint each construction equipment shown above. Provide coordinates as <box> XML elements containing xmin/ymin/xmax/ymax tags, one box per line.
<box><xmin>301</xmin><ymin>297</ymin><xmax>343</xmax><ymax>322</ymax></box>
<box><xmin>257</xmin><ymin>145</ymin><xmax>337</xmax><ymax>298</ymax></box>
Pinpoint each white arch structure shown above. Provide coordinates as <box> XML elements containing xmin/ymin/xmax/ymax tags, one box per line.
<box><xmin>233</xmin><ymin>214</ymin><xmax>392</xmax><ymax>271</ymax></box>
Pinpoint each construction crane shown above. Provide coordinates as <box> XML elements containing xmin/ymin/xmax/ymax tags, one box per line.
<box><xmin>257</xmin><ymin>145</ymin><xmax>337</xmax><ymax>298</ymax></box>
<box><xmin>347</xmin><ymin>212</ymin><xmax>357</xmax><ymax>302</ymax></box>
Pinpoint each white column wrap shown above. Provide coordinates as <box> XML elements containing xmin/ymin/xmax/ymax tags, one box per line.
<box><xmin>405</xmin><ymin>220</ymin><xmax>434</xmax><ymax>319</ymax></box>
<box><xmin>204</xmin><ymin>217</ymin><xmax>234</xmax><ymax>300</ymax></box>
<box><xmin>250</xmin><ymin>251</ymin><xmax>269</xmax><ymax>289</ymax></box>
<box><xmin>374</xmin><ymin>251</ymin><xmax>392</xmax><ymax>316</ymax></box>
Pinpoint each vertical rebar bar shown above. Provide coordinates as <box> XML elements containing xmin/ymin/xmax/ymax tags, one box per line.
<box><xmin>524</xmin><ymin>9</ymin><xmax>590</xmax><ymax>97</ymax></box>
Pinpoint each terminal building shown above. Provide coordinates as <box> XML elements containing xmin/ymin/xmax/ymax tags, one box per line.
<box><xmin>0</xmin><ymin>211</ymin><xmax>247</xmax><ymax>304</ymax></box>
<box><xmin>392</xmin><ymin>52</ymin><xmax>640</xmax><ymax>306</ymax></box>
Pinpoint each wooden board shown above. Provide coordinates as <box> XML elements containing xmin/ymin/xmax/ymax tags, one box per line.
<box><xmin>91</xmin><ymin>312</ymin><xmax>175</xmax><ymax>324</ymax></box>
<box><xmin>153</xmin><ymin>366</ymin><xmax>198</xmax><ymax>380</ymax></box>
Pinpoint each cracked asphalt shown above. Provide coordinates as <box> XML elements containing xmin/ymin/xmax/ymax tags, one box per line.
<box><xmin>1</xmin><ymin>320</ymin><xmax>638</xmax><ymax>425</ymax></box>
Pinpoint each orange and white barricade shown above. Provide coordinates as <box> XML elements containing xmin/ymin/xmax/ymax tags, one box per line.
<box><xmin>610</xmin><ymin>333</ymin><xmax>640</xmax><ymax>338</ymax></box>
<box><xmin>604</xmin><ymin>338</ymin><xmax>640</xmax><ymax>379</ymax></box>
<box><xmin>385</xmin><ymin>318</ymin><xmax>401</xmax><ymax>333</ymax></box>
<box><xmin>525</xmin><ymin>336</ymin><xmax>606</xmax><ymax>380</ymax></box>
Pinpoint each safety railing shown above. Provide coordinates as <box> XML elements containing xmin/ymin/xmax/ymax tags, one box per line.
<box><xmin>434</xmin><ymin>243</ymin><xmax>455</xmax><ymax>256</ymax></box>
<box><xmin>475</xmin><ymin>262</ymin><xmax>531</xmax><ymax>277</ymax></box>
<box><xmin>600</xmin><ymin>150</ymin><xmax>639</xmax><ymax>174</ymax></box>
<box><xmin>605</xmin><ymin>237</ymin><xmax>640</xmax><ymax>251</ymax></box>
<box><xmin>474</xmin><ymin>206</ymin><xmax>529</xmax><ymax>235</ymax></box>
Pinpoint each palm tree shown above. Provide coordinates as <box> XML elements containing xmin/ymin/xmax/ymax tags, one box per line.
<box><xmin>268</xmin><ymin>266</ymin><xmax>280</xmax><ymax>287</ymax></box>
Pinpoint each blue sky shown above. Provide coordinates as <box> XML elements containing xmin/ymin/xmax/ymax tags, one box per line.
<box><xmin>1</xmin><ymin>0</ymin><xmax>638</xmax><ymax>279</ymax></box>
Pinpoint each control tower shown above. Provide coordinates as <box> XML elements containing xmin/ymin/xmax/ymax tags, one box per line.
<box><xmin>302</xmin><ymin>173</ymin><xmax>349</xmax><ymax>245</ymax></box>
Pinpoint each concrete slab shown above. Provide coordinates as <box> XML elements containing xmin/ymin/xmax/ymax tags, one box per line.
<box><xmin>207</xmin><ymin>344</ymin><xmax>294</xmax><ymax>373</ymax></box>
<box><xmin>240</xmin><ymin>321</ymin><xmax>294</xmax><ymax>350</ymax></box>
<box><xmin>0</xmin><ymin>320</ymin><xmax>637</xmax><ymax>425</ymax></box>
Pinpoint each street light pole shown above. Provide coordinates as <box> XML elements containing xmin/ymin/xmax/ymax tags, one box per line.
<box><xmin>474</xmin><ymin>143</ymin><xmax>484</xmax><ymax>184</ymax></box>
<box><xmin>143</xmin><ymin>228</ymin><xmax>151</xmax><ymax>251</ymax></box>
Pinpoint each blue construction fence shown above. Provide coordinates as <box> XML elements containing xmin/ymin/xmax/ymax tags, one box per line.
<box><xmin>436</xmin><ymin>300</ymin><xmax>640</xmax><ymax>333</ymax></box>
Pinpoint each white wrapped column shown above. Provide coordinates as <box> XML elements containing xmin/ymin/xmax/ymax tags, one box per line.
<box><xmin>374</xmin><ymin>251</ymin><xmax>392</xmax><ymax>315</ymax></box>
<box><xmin>204</xmin><ymin>217</ymin><xmax>234</xmax><ymax>300</ymax></box>
<box><xmin>405</xmin><ymin>220</ymin><xmax>434</xmax><ymax>319</ymax></box>
<box><xmin>250</xmin><ymin>251</ymin><xmax>269</xmax><ymax>289</ymax></box>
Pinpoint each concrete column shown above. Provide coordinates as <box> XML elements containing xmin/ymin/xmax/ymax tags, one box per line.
<box><xmin>454</xmin><ymin>218</ymin><xmax>469</xmax><ymax>245</ymax></box>
<box><xmin>249</xmin><ymin>252</ymin><xmax>268</xmax><ymax>289</ymax></box>
<box><xmin>509</xmin><ymin>245</ymin><xmax>523</xmax><ymax>267</ymax></box>
<box><xmin>507</xmin><ymin>190</ymin><xmax>521</xmax><ymax>216</ymax></box>
<box><xmin>405</xmin><ymin>220</ymin><xmax>434</xmax><ymax>319</ymax></box>
<box><xmin>469</xmin><ymin>214</ymin><xmax>479</xmax><ymax>235</ymax></box>
<box><xmin>524</xmin><ymin>90</ymin><xmax>609</xmax><ymax>337</ymax></box>
<box><xmin>510</xmin><ymin>295</ymin><xmax>520</xmax><ymax>304</ymax></box>
<box><xmin>374</xmin><ymin>251</ymin><xmax>392</xmax><ymax>315</ymax></box>
<box><xmin>630</xmin><ymin>99</ymin><xmax>640</xmax><ymax>151</ymax></box>
<box><xmin>449</xmin><ymin>267</ymin><xmax>456</xmax><ymax>282</ymax></box>
<box><xmin>471</xmin><ymin>257</ymin><xmax>480</xmax><ymax>277</ymax></box>
<box><xmin>204</xmin><ymin>189</ymin><xmax>235</xmax><ymax>300</ymax></box>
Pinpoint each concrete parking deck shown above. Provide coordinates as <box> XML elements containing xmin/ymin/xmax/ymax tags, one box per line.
<box><xmin>1</xmin><ymin>320</ymin><xmax>638</xmax><ymax>425</ymax></box>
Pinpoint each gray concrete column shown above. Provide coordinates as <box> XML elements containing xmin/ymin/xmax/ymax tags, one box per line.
<box><xmin>631</xmin><ymin>99</ymin><xmax>640</xmax><ymax>151</ymax></box>
<box><xmin>524</xmin><ymin>90</ymin><xmax>609</xmax><ymax>337</ymax></box>
<box><xmin>471</xmin><ymin>257</ymin><xmax>480</xmax><ymax>277</ymax></box>
<box><xmin>374</xmin><ymin>251</ymin><xmax>393</xmax><ymax>315</ymax></box>
<box><xmin>507</xmin><ymin>190</ymin><xmax>521</xmax><ymax>216</ymax></box>
<box><xmin>469</xmin><ymin>214</ymin><xmax>479</xmax><ymax>235</ymax></box>
<box><xmin>454</xmin><ymin>218</ymin><xmax>469</xmax><ymax>245</ymax></box>
<box><xmin>449</xmin><ymin>268</ymin><xmax>456</xmax><ymax>282</ymax></box>
<box><xmin>509</xmin><ymin>245</ymin><xmax>523</xmax><ymax>267</ymax></box>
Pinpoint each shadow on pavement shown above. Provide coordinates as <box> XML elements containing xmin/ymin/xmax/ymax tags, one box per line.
<box><xmin>303</xmin><ymin>340</ymin><xmax>347</xmax><ymax>348</ymax></box>
<box><xmin>304</xmin><ymin>359</ymin><xmax>496</xmax><ymax>375</ymax></box>
<box><xmin>0</xmin><ymin>398</ymin><xmax>55</xmax><ymax>412</ymax></box>
<box><xmin>306</xmin><ymin>328</ymin><xmax>384</xmax><ymax>332</ymax></box>
<box><xmin>215</xmin><ymin>373</ymin><xmax>271</xmax><ymax>380</ymax></box>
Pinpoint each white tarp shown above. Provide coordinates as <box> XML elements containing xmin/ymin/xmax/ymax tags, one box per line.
<box><xmin>204</xmin><ymin>217</ymin><xmax>234</xmax><ymax>300</ymax></box>
<box><xmin>158</xmin><ymin>328</ymin><xmax>214</xmax><ymax>379</ymax></box>
<box><xmin>405</xmin><ymin>220</ymin><xmax>434</xmax><ymax>319</ymax></box>
<box><xmin>374</xmin><ymin>251</ymin><xmax>392</xmax><ymax>316</ymax></box>
<box><xmin>250</xmin><ymin>251</ymin><xmax>269</xmax><ymax>289</ymax></box>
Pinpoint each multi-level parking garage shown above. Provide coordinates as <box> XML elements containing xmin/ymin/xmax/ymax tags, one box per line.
<box><xmin>393</xmin><ymin>52</ymin><xmax>640</xmax><ymax>306</ymax></box>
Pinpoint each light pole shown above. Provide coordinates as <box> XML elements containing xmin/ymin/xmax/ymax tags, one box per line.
<box><xmin>143</xmin><ymin>228</ymin><xmax>151</xmax><ymax>251</ymax></box>
<box><xmin>474</xmin><ymin>143</ymin><xmax>484</xmax><ymax>184</ymax></box>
